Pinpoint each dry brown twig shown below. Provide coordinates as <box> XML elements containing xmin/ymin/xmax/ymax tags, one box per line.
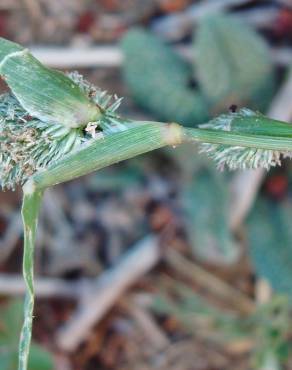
<box><xmin>56</xmin><ymin>235</ymin><xmax>161</xmax><ymax>351</ymax></box>
<box><xmin>123</xmin><ymin>298</ymin><xmax>170</xmax><ymax>351</ymax></box>
<box><xmin>29</xmin><ymin>45</ymin><xmax>291</xmax><ymax>69</ymax></box>
<box><xmin>0</xmin><ymin>273</ymin><xmax>81</xmax><ymax>298</ymax></box>
<box><xmin>165</xmin><ymin>249</ymin><xmax>255</xmax><ymax>315</ymax></box>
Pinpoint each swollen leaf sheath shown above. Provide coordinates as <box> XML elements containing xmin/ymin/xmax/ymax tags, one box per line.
<box><xmin>32</xmin><ymin>122</ymin><xmax>180</xmax><ymax>189</ymax></box>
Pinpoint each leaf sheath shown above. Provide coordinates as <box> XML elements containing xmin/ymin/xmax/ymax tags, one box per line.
<box><xmin>32</xmin><ymin>122</ymin><xmax>180</xmax><ymax>189</ymax></box>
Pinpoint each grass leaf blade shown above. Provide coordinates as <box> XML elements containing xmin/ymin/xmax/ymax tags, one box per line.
<box><xmin>0</xmin><ymin>40</ymin><xmax>100</xmax><ymax>128</ymax></box>
<box><xmin>19</xmin><ymin>188</ymin><xmax>44</xmax><ymax>370</ymax></box>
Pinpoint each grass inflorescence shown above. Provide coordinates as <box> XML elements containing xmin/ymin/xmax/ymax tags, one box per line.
<box><xmin>0</xmin><ymin>72</ymin><xmax>123</xmax><ymax>190</ymax></box>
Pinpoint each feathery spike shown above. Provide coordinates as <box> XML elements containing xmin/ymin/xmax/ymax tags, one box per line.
<box><xmin>0</xmin><ymin>72</ymin><xmax>125</xmax><ymax>190</ymax></box>
<box><xmin>199</xmin><ymin>108</ymin><xmax>292</xmax><ymax>170</ymax></box>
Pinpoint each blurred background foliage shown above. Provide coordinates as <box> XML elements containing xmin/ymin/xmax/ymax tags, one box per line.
<box><xmin>1</xmin><ymin>1</ymin><xmax>292</xmax><ymax>369</ymax></box>
<box><xmin>0</xmin><ymin>300</ymin><xmax>53</xmax><ymax>370</ymax></box>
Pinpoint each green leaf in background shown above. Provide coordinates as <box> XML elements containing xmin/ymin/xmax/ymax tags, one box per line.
<box><xmin>0</xmin><ymin>300</ymin><xmax>53</xmax><ymax>370</ymax></box>
<box><xmin>122</xmin><ymin>28</ymin><xmax>192</xmax><ymax>87</ymax></box>
<box><xmin>28</xmin><ymin>344</ymin><xmax>53</xmax><ymax>370</ymax></box>
<box><xmin>248</xmin><ymin>197</ymin><xmax>292</xmax><ymax>297</ymax></box>
<box><xmin>121</xmin><ymin>28</ymin><xmax>209</xmax><ymax>126</ymax></box>
<box><xmin>0</xmin><ymin>38</ymin><xmax>100</xmax><ymax>128</ymax></box>
<box><xmin>195</xmin><ymin>14</ymin><xmax>275</xmax><ymax>112</ymax></box>
<box><xmin>182</xmin><ymin>166</ymin><xmax>239</xmax><ymax>264</ymax></box>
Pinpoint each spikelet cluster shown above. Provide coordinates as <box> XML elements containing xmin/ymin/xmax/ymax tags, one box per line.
<box><xmin>0</xmin><ymin>72</ymin><xmax>123</xmax><ymax>190</ymax></box>
<box><xmin>199</xmin><ymin>108</ymin><xmax>292</xmax><ymax>171</ymax></box>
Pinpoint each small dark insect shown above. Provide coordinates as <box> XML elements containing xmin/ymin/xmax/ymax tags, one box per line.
<box><xmin>229</xmin><ymin>104</ymin><xmax>238</xmax><ymax>113</ymax></box>
<box><xmin>23</xmin><ymin>115</ymin><xmax>33</xmax><ymax>121</ymax></box>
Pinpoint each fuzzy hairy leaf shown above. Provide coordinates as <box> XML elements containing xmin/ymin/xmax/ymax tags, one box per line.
<box><xmin>182</xmin><ymin>167</ymin><xmax>239</xmax><ymax>264</ymax></box>
<box><xmin>0</xmin><ymin>38</ymin><xmax>100</xmax><ymax>128</ymax></box>
<box><xmin>248</xmin><ymin>197</ymin><xmax>292</xmax><ymax>298</ymax></box>
<box><xmin>195</xmin><ymin>14</ymin><xmax>275</xmax><ymax>111</ymax></box>
<box><xmin>121</xmin><ymin>28</ymin><xmax>209</xmax><ymax>126</ymax></box>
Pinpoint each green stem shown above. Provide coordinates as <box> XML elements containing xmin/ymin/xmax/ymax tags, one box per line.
<box><xmin>32</xmin><ymin>121</ymin><xmax>176</xmax><ymax>189</ymax></box>
<box><xmin>33</xmin><ymin>121</ymin><xmax>292</xmax><ymax>190</ymax></box>
<box><xmin>183</xmin><ymin>127</ymin><xmax>292</xmax><ymax>150</ymax></box>
<box><xmin>19</xmin><ymin>187</ymin><xmax>44</xmax><ymax>370</ymax></box>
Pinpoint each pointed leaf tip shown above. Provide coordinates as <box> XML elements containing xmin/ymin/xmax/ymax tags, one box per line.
<box><xmin>0</xmin><ymin>38</ymin><xmax>101</xmax><ymax>128</ymax></box>
<box><xmin>0</xmin><ymin>37</ymin><xmax>23</xmax><ymax>59</ymax></box>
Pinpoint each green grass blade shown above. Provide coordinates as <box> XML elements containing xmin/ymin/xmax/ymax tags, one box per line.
<box><xmin>183</xmin><ymin>127</ymin><xmax>292</xmax><ymax>151</ymax></box>
<box><xmin>31</xmin><ymin>118</ymin><xmax>292</xmax><ymax>190</ymax></box>
<box><xmin>182</xmin><ymin>167</ymin><xmax>239</xmax><ymax>264</ymax></box>
<box><xmin>19</xmin><ymin>188</ymin><xmax>44</xmax><ymax>370</ymax></box>
<box><xmin>0</xmin><ymin>38</ymin><xmax>23</xmax><ymax>59</ymax></box>
<box><xmin>0</xmin><ymin>39</ymin><xmax>100</xmax><ymax>128</ymax></box>
<box><xmin>32</xmin><ymin>121</ymin><xmax>180</xmax><ymax>189</ymax></box>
